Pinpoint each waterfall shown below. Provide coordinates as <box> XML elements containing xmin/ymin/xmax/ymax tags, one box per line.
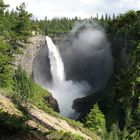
<box><xmin>46</xmin><ymin>36</ymin><xmax>90</xmax><ymax>118</ymax></box>
<box><xmin>46</xmin><ymin>36</ymin><xmax>65</xmax><ymax>84</ymax></box>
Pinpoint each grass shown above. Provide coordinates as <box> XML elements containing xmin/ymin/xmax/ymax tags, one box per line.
<box><xmin>31</xmin><ymin>82</ymin><xmax>50</xmax><ymax>102</ymax></box>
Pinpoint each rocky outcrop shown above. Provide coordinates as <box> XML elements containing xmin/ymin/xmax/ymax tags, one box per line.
<box><xmin>29</xmin><ymin>105</ymin><xmax>93</xmax><ymax>140</ymax></box>
<box><xmin>73</xmin><ymin>94</ymin><xmax>95</xmax><ymax>121</ymax></box>
<box><xmin>14</xmin><ymin>35</ymin><xmax>46</xmax><ymax>77</ymax></box>
<box><xmin>44</xmin><ymin>95</ymin><xmax>60</xmax><ymax>112</ymax></box>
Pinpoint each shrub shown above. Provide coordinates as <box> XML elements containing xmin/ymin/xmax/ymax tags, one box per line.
<box><xmin>12</xmin><ymin>65</ymin><xmax>33</xmax><ymax>106</ymax></box>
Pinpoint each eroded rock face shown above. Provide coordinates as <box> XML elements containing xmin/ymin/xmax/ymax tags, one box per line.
<box><xmin>44</xmin><ymin>95</ymin><xmax>60</xmax><ymax>112</ymax></box>
<box><xmin>14</xmin><ymin>35</ymin><xmax>46</xmax><ymax>77</ymax></box>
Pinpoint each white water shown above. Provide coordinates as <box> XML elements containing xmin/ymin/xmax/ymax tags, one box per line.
<box><xmin>46</xmin><ymin>36</ymin><xmax>65</xmax><ymax>84</ymax></box>
<box><xmin>46</xmin><ymin>36</ymin><xmax>90</xmax><ymax>118</ymax></box>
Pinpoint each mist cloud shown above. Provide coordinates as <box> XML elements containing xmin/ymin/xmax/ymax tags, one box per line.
<box><xmin>60</xmin><ymin>21</ymin><xmax>113</xmax><ymax>91</ymax></box>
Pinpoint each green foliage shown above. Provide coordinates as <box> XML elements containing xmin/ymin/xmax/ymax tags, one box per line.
<box><xmin>107</xmin><ymin>123</ymin><xmax>121</xmax><ymax>140</ymax></box>
<box><xmin>12</xmin><ymin>66</ymin><xmax>33</xmax><ymax>106</ymax></box>
<box><xmin>47</xmin><ymin>130</ymin><xmax>85</xmax><ymax>140</ymax></box>
<box><xmin>113</xmin><ymin>43</ymin><xmax>140</xmax><ymax>139</ymax></box>
<box><xmin>0</xmin><ymin>1</ymin><xmax>35</xmax><ymax>51</ymax></box>
<box><xmin>106</xmin><ymin>10</ymin><xmax>140</xmax><ymax>49</ymax></box>
<box><xmin>13</xmin><ymin>2</ymin><xmax>32</xmax><ymax>41</ymax></box>
<box><xmin>0</xmin><ymin>109</ymin><xmax>27</xmax><ymax>131</ymax></box>
<box><xmin>103</xmin><ymin>124</ymin><xmax>131</xmax><ymax>140</ymax></box>
<box><xmin>0</xmin><ymin>1</ymin><xmax>36</xmax><ymax>89</ymax></box>
<box><xmin>0</xmin><ymin>0</ymin><xmax>8</xmax><ymax>15</ymax></box>
<box><xmin>98</xmin><ymin>10</ymin><xmax>140</xmax><ymax>140</ymax></box>
<box><xmin>36</xmin><ymin>17</ymin><xmax>79</xmax><ymax>37</ymax></box>
<box><xmin>85</xmin><ymin>103</ymin><xmax>105</xmax><ymax>134</ymax></box>
<box><xmin>0</xmin><ymin>38</ymin><xmax>13</xmax><ymax>88</ymax></box>
<box><xmin>0</xmin><ymin>0</ymin><xmax>9</xmax><ymax>36</ymax></box>
<box><xmin>106</xmin><ymin>104</ymin><xmax>121</xmax><ymax>130</ymax></box>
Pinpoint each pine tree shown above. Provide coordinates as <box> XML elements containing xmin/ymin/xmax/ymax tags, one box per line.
<box><xmin>101</xmin><ymin>14</ymin><xmax>104</xmax><ymax>21</ymax></box>
<box><xmin>107</xmin><ymin>124</ymin><xmax>121</xmax><ymax>140</ymax></box>
<box><xmin>13</xmin><ymin>2</ymin><xmax>33</xmax><ymax>42</ymax></box>
<box><xmin>85</xmin><ymin>103</ymin><xmax>105</xmax><ymax>134</ymax></box>
<box><xmin>13</xmin><ymin>66</ymin><xmax>33</xmax><ymax>106</ymax></box>
<box><xmin>113</xmin><ymin>13</ymin><xmax>116</xmax><ymax>20</ymax></box>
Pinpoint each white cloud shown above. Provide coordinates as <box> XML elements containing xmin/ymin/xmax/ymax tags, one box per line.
<box><xmin>4</xmin><ymin>0</ymin><xmax>140</xmax><ymax>19</ymax></box>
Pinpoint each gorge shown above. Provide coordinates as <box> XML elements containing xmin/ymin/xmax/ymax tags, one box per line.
<box><xmin>33</xmin><ymin>23</ymin><xmax>113</xmax><ymax>118</ymax></box>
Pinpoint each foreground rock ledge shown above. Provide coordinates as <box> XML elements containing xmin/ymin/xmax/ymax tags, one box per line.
<box><xmin>0</xmin><ymin>94</ymin><xmax>95</xmax><ymax>140</ymax></box>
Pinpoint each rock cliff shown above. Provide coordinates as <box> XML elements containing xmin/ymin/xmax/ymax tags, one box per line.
<box><xmin>14</xmin><ymin>35</ymin><xmax>46</xmax><ymax>77</ymax></box>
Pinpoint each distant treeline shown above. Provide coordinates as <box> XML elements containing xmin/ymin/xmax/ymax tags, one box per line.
<box><xmin>35</xmin><ymin>13</ymin><xmax>117</xmax><ymax>37</ymax></box>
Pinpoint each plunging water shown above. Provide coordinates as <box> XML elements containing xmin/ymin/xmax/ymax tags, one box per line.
<box><xmin>46</xmin><ymin>36</ymin><xmax>90</xmax><ymax>118</ymax></box>
<box><xmin>46</xmin><ymin>36</ymin><xmax>65</xmax><ymax>84</ymax></box>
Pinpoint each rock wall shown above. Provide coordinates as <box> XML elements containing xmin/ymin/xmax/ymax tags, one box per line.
<box><xmin>14</xmin><ymin>35</ymin><xmax>46</xmax><ymax>77</ymax></box>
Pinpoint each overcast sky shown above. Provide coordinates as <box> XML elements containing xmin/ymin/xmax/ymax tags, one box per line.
<box><xmin>5</xmin><ymin>0</ymin><xmax>140</xmax><ymax>19</ymax></box>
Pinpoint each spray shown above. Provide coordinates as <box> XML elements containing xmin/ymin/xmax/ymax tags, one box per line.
<box><xmin>61</xmin><ymin>21</ymin><xmax>113</xmax><ymax>91</ymax></box>
<box><xmin>46</xmin><ymin>36</ymin><xmax>90</xmax><ymax>118</ymax></box>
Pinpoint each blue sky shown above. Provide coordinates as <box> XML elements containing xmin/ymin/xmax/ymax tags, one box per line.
<box><xmin>5</xmin><ymin>0</ymin><xmax>140</xmax><ymax>19</ymax></box>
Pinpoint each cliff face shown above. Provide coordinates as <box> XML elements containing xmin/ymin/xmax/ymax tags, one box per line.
<box><xmin>14</xmin><ymin>35</ymin><xmax>46</xmax><ymax>77</ymax></box>
<box><xmin>13</xmin><ymin>35</ymin><xmax>60</xmax><ymax>112</ymax></box>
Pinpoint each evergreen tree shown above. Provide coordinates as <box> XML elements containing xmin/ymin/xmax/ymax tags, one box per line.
<box><xmin>113</xmin><ymin>13</ymin><xmax>116</xmax><ymax>20</ymax></box>
<box><xmin>13</xmin><ymin>66</ymin><xmax>33</xmax><ymax>106</ymax></box>
<box><xmin>0</xmin><ymin>0</ymin><xmax>9</xmax><ymax>15</ymax></box>
<box><xmin>12</xmin><ymin>2</ymin><xmax>33</xmax><ymax>42</ymax></box>
<box><xmin>108</xmin><ymin>124</ymin><xmax>121</xmax><ymax>140</ymax></box>
<box><xmin>121</xmin><ymin>127</ymin><xmax>129</xmax><ymax>140</ymax></box>
<box><xmin>0</xmin><ymin>38</ymin><xmax>13</xmax><ymax>88</ymax></box>
<box><xmin>85</xmin><ymin>103</ymin><xmax>105</xmax><ymax>135</ymax></box>
<box><xmin>101</xmin><ymin>14</ymin><xmax>104</xmax><ymax>21</ymax></box>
